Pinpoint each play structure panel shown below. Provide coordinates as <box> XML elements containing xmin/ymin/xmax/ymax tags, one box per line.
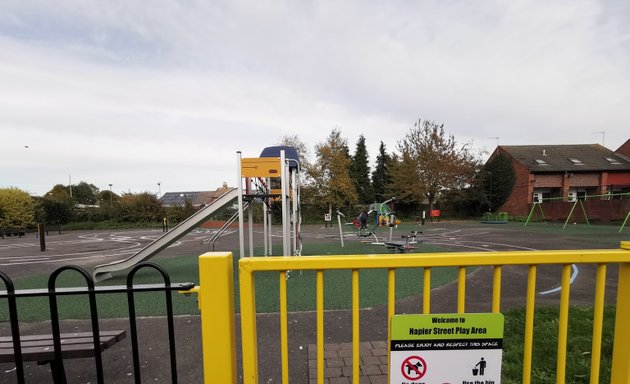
<box><xmin>241</xmin><ymin>157</ymin><xmax>282</xmax><ymax>178</ymax></box>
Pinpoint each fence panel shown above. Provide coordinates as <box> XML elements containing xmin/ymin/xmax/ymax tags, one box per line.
<box><xmin>0</xmin><ymin>263</ymin><xmax>193</xmax><ymax>383</ymax></box>
<box><xmin>198</xmin><ymin>242</ymin><xmax>630</xmax><ymax>384</ymax></box>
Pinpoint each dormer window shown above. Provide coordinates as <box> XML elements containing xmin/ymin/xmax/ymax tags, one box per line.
<box><xmin>605</xmin><ymin>157</ymin><xmax>621</xmax><ymax>165</ymax></box>
<box><xmin>569</xmin><ymin>158</ymin><xmax>584</xmax><ymax>165</ymax></box>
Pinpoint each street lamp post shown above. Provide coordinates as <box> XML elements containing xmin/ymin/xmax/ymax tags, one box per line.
<box><xmin>157</xmin><ymin>182</ymin><xmax>162</xmax><ymax>198</ymax></box>
<box><xmin>108</xmin><ymin>184</ymin><xmax>113</xmax><ymax>208</ymax></box>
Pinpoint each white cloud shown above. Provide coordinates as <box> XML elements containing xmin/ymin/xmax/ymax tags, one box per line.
<box><xmin>0</xmin><ymin>0</ymin><xmax>629</xmax><ymax>195</ymax></box>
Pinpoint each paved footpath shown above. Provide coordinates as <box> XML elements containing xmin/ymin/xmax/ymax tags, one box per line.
<box><xmin>308</xmin><ymin>341</ymin><xmax>388</xmax><ymax>384</ymax></box>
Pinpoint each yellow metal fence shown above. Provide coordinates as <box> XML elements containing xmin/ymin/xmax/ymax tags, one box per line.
<box><xmin>195</xmin><ymin>241</ymin><xmax>630</xmax><ymax>384</ymax></box>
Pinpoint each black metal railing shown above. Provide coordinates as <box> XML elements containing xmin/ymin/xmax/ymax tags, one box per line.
<box><xmin>0</xmin><ymin>263</ymin><xmax>194</xmax><ymax>384</ymax></box>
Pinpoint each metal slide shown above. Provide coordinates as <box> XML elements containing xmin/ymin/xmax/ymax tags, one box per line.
<box><xmin>93</xmin><ymin>188</ymin><xmax>239</xmax><ymax>281</ymax></box>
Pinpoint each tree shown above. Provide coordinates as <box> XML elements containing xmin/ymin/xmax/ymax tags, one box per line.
<box><xmin>97</xmin><ymin>190</ymin><xmax>119</xmax><ymax>207</ymax></box>
<box><xmin>387</xmin><ymin>151</ymin><xmax>425</xmax><ymax>205</ymax></box>
<box><xmin>47</xmin><ymin>184</ymin><xmax>72</xmax><ymax>200</ymax></box>
<box><xmin>307</xmin><ymin>129</ymin><xmax>357</xmax><ymax>211</ymax></box>
<box><xmin>441</xmin><ymin>171</ymin><xmax>487</xmax><ymax>218</ymax></box>
<box><xmin>0</xmin><ymin>188</ymin><xmax>36</xmax><ymax>229</ymax></box>
<box><xmin>40</xmin><ymin>196</ymin><xmax>75</xmax><ymax>225</ymax></box>
<box><xmin>483</xmin><ymin>154</ymin><xmax>516</xmax><ymax>212</ymax></box>
<box><xmin>277</xmin><ymin>134</ymin><xmax>311</xmax><ymax>169</ymax></box>
<box><xmin>372</xmin><ymin>141</ymin><xmax>392</xmax><ymax>202</ymax></box>
<box><xmin>43</xmin><ymin>185</ymin><xmax>75</xmax><ymax>224</ymax></box>
<box><xmin>397</xmin><ymin>119</ymin><xmax>479</xmax><ymax>211</ymax></box>
<box><xmin>72</xmin><ymin>182</ymin><xmax>99</xmax><ymax>205</ymax></box>
<box><xmin>349</xmin><ymin>135</ymin><xmax>374</xmax><ymax>204</ymax></box>
<box><xmin>115</xmin><ymin>192</ymin><xmax>165</xmax><ymax>222</ymax></box>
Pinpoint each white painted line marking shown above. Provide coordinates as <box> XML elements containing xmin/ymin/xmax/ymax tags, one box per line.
<box><xmin>539</xmin><ymin>264</ymin><xmax>579</xmax><ymax>295</ymax></box>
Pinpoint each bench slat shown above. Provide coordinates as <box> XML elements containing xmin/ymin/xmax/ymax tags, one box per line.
<box><xmin>0</xmin><ymin>330</ymin><xmax>126</xmax><ymax>363</ymax></box>
<box><xmin>0</xmin><ymin>330</ymin><xmax>124</xmax><ymax>343</ymax></box>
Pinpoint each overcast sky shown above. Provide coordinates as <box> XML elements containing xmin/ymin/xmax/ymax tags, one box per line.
<box><xmin>1</xmin><ymin>0</ymin><xmax>629</xmax><ymax>197</ymax></box>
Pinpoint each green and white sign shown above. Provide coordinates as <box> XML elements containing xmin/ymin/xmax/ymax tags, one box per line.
<box><xmin>389</xmin><ymin>313</ymin><xmax>504</xmax><ymax>384</ymax></box>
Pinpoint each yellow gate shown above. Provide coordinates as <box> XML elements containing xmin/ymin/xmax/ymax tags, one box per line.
<box><xmin>193</xmin><ymin>241</ymin><xmax>630</xmax><ymax>384</ymax></box>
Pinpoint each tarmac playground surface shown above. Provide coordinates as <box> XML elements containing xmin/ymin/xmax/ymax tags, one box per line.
<box><xmin>0</xmin><ymin>221</ymin><xmax>628</xmax><ymax>383</ymax></box>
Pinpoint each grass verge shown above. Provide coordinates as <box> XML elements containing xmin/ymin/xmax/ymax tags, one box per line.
<box><xmin>502</xmin><ymin>305</ymin><xmax>615</xmax><ymax>383</ymax></box>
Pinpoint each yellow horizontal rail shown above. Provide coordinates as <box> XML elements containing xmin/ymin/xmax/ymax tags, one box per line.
<box><xmin>239</xmin><ymin>246</ymin><xmax>630</xmax><ymax>272</ymax></box>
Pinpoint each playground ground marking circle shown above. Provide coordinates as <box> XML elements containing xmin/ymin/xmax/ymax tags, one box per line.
<box><xmin>401</xmin><ymin>355</ymin><xmax>427</xmax><ymax>381</ymax></box>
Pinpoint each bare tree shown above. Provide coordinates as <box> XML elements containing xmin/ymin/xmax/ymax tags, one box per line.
<box><xmin>277</xmin><ymin>134</ymin><xmax>311</xmax><ymax>168</ymax></box>
<box><xmin>397</xmin><ymin>119</ymin><xmax>479</xmax><ymax>211</ymax></box>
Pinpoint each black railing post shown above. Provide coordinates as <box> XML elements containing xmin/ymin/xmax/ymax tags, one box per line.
<box><xmin>127</xmin><ymin>262</ymin><xmax>179</xmax><ymax>384</ymax></box>
<box><xmin>48</xmin><ymin>265</ymin><xmax>104</xmax><ymax>384</ymax></box>
<box><xmin>0</xmin><ymin>272</ymin><xmax>25</xmax><ymax>384</ymax></box>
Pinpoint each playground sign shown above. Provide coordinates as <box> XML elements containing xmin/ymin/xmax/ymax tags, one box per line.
<box><xmin>390</xmin><ymin>313</ymin><xmax>504</xmax><ymax>384</ymax></box>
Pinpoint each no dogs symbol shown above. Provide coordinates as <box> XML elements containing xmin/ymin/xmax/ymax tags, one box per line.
<box><xmin>401</xmin><ymin>355</ymin><xmax>427</xmax><ymax>381</ymax></box>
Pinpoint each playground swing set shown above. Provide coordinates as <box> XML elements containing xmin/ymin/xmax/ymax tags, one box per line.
<box><xmin>524</xmin><ymin>192</ymin><xmax>630</xmax><ymax>232</ymax></box>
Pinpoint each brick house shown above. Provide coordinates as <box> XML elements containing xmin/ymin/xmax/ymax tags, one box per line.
<box><xmin>617</xmin><ymin>139</ymin><xmax>630</xmax><ymax>157</ymax></box>
<box><xmin>489</xmin><ymin>143</ymin><xmax>630</xmax><ymax>220</ymax></box>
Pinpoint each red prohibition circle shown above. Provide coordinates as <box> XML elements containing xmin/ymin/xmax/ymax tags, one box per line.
<box><xmin>401</xmin><ymin>355</ymin><xmax>427</xmax><ymax>381</ymax></box>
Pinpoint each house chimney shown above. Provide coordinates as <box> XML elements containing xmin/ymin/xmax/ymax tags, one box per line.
<box><xmin>542</xmin><ymin>149</ymin><xmax>547</xmax><ymax>156</ymax></box>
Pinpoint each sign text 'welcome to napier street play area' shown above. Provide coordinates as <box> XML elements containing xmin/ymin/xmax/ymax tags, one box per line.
<box><xmin>390</xmin><ymin>313</ymin><xmax>504</xmax><ymax>384</ymax></box>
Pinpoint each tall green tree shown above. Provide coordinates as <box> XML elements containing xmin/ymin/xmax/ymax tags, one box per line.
<box><xmin>43</xmin><ymin>185</ymin><xmax>75</xmax><ymax>223</ymax></box>
<box><xmin>47</xmin><ymin>184</ymin><xmax>72</xmax><ymax>200</ymax></box>
<box><xmin>40</xmin><ymin>197</ymin><xmax>75</xmax><ymax>225</ymax></box>
<box><xmin>483</xmin><ymin>153</ymin><xmax>516</xmax><ymax>212</ymax></box>
<box><xmin>372</xmin><ymin>141</ymin><xmax>392</xmax><ymax>202</ymax></box>
<box><xmin>349</xmin><ymin>135</ymin><xmax>374</xmax><ymax>204</ymax></box>
<box><xmin>398</xmin><ymin>119</ymin><xmax>479</xmax><ymax>211</ymax></box>
<box><xmin>307</xmin><ymin>129</ymin><xmax>357</xmax><ymax>211</ymax></box>
<box><xmin>387</xmin><ymin>150</ymin><xmax>425</xmax><ymax>205</ymax></box>
<box><xmin>97</xmin><ymin>190</ymin><xmax>119</xmax><ymax>207</ymax></box>
<box><xmin>45</xmin><ymin>182</ymin><xmax>99</xmax><ymax>205</ymax></box>
<box><xmin>72</xmin><ymin>182</ymin><xmax>99</xmax><ymax>205</ymax></box>
<box><xmin>115</xmin><ymin>192</ymin><xmax>165</xmax><ymax>222</ymax></box>
<box><xmin>0</xmin><ymin>188</ymin><xmax>36</xmax><ymax>229</ymax></box>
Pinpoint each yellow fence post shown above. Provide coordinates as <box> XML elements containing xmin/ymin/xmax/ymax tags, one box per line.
<box><xmin>240</xmin><ymin>259</ymin><xmax>259</xmax><ymax>383</ymax></box>
<box><xmin>198</xmin><ymin>252</ymin><xmax>237</xmax><ymax>384</ymax></box>
<box><xmin>611</xmin><ymin>242</ymin><xmax>630</xmax><ymax>383</ymax></box>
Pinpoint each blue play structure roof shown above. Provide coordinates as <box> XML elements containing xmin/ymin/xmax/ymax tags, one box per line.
<box><xmin>260</xmin><ymin>146</ymin><xmax>300</xmax><ymax>170</ymax></box>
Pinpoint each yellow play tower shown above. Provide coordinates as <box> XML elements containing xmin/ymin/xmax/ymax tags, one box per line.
<box><xmin>236</xmin><ymin>146</ymin><xmax>301</xmax><ymax>258</ymax></box>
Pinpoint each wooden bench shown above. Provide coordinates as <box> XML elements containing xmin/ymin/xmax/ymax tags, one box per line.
<box><xmin>0</xmin><ymin>330</ymin><xmax>126</xmax><ymax>383</ymax></box>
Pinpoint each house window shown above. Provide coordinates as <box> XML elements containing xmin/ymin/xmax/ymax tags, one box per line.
<box><xmin>607</xmin><ymin>186</ymin><xmax>628</xmax><ymax>198</ymax></box>
<box><xmin>569</xmin><ymin>158</ymin><xmax>584</xmax><ymax>165</ymax></box>
<box><xmin>534</xmin><ymin>159</ymin><xmax>548</xmax><ymax>165</ymax></box>
<box><xmin>533</xmin><ymin>189</ymin><xmax>551</xmax><ymax>203</ymax></box>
